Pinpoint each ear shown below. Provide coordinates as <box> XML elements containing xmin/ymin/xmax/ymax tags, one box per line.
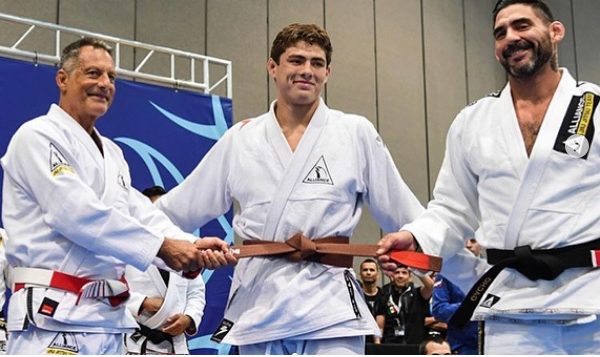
<box><xmin>56</xmin><ymin>69</ymin><xmax>68</xmax><ymax>93</ymax></box>
<box><xmin>549</xmin><ymin>21</ymin><xmax>565</xmax><ymax>43</ymax></box>
<box><xmin>323</xmin><ymin>66</ymin><xmax>331</xmax><ymax>84</ymax></box>
<box><xmin>267</xmin><ymin>58</ymin><xmax>277</xmax><ymax>80</ymax></box>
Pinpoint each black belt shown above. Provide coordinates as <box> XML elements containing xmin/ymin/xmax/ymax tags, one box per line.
<box><xmin>449</xmin><ymin>238</ymin><xmax>600</xmax><ymax>327</ymax></box>
<box><xmin>131</xmin><ymin>324</ymin><xmax>174</xmax><ymax>354</ymax></box>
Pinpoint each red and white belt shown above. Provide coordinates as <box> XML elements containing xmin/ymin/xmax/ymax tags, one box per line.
<box><xmin>12</xmin><ymin>267</ymin><xmax>129</xmax><ymax>307</ymax></box>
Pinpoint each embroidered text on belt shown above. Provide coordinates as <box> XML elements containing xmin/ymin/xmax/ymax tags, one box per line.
<box><xmin>12</xmin><ymin>267</ymin><xmax>130</xmax><ymax>307</ymax></box>
<box><xmin>449</xmin><ymin>238</ymin><xmax>600</xmax><ymax>327</ymax></box>
<box><xmin>231</xmin><ymin>233</ymin><xmax>442</xmax><ymax>271</ymax></box>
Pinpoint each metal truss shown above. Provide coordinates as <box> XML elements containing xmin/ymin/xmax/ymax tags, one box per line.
<box><xmin>0</xmin><ymin>12</ymin><xmax>232</xmax><ymax>98</ymax></box>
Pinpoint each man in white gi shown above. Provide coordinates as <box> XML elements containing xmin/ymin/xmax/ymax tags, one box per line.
<box><xmin>377</xmin><ymin>0</ymin><xmax>600</xmax><ymax>354</ymax></box>
<box><xmin>0</xmin><ymin>38</ymin><xmax>235</xmax><ymax>354</ymax></box>
<box><xmin>124</xmin><ymin>186</ymin><xmax>205</xmax><ymax>354</ymax></box>
<box><xmin>156</xmin><ymin>23</ymin><xmax>424</xmax><ymax>354</ymax></box>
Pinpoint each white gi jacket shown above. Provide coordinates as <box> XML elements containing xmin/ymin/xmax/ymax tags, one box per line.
<box><xmin>157</xmin><ymin>99</ymin><xmax>424</xmax><ymax>345</ymax></box>
<box><xmin>124</xmin><ymin>265</ymin><xmax>205</xmax><ymax>354</ymax></box>
<box><xmin>1</xmin><ymin>104</ymin><xmax>195</xmax><ymax>333</ymax></box>
<box><xmin>405</xmin><ymin>69</ymin><xmax>600</xmax><ymax>324</ymax></box>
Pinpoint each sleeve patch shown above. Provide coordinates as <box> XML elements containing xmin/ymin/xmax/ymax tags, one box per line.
<box><xmin>49</xmin><ymin>143</ymin><xmax>74</xmax><ymax>177</ymax></box>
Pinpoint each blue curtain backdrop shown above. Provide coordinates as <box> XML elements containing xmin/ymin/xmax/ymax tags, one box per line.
<box><xmin>0</xmin><ymin>56</ymin><xmax>234</xmax><ymax>354</ymax></box>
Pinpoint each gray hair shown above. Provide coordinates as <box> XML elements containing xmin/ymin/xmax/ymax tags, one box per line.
<box><xmin>59</xmin><ymin>37</ymin><xmax>113</xmax><ymax>73</ymax></box>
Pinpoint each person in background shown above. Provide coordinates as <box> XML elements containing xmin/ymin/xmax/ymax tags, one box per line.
<box><xmin>0</xmin><ymin>228</ymin><xmax>8</xmax><ymax>354</ymax></box>
<box><xmin>375</xmin><ymin>265</ymin><xmax>433</xmax><ymax>345</ymax></box>
<box><xmin>124</xmin><ymin>186</ymin><xmax>206</xmax><ymax>354</ymax></box>
<box><xmin>431</xmin><ymin>238</ymin><xmax>483</xmax><ymax>354</ymax></box>
<box><xmin>419</xmin><ymin>336</ymin><xmax>452</xmax><ymax>355</ymax></box>
<box><xmin>358</xmin><ymin>258</ymin><xmax>383</xmax><ymax>344</ymax></box>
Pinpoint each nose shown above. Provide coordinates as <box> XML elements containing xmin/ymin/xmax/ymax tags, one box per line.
<box><xmin>97</xmin><ymin>72</ymin><xmax>113</xmax><ymax>89</ymax></box>
<box><xmin>504</xmin><ymin>27</ymin><xmax>522</xmax><ymax>43</ymax></box>
<box><xmin>299</xmin><ymin>61</ymin><xmax>313</xmax><ymax>78</ymax></box>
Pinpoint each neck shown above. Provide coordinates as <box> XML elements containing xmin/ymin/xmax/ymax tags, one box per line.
<box><xmin>363</xmin><ymin>282</ymin><xmax>378</xmax><ymax>295</ymax></box>
<box><xmin>508</xmin><ymin>65</ymin><xmax>562</xmax><ymax>103</ymax></box>
<box><xmin>394</xmin><ymin>284</ymin><xmax>409</xmax><ymax>293</ymax></box>
<box><xmin>274</xmin><ymin>98</ymin><xmax>320</xmax><ymax>130</ymax></box>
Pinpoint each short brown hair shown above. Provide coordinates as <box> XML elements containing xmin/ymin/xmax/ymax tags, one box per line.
<box><xmin>270</xmin><ymin>23</ymin><xmax>332</xmax><ymax>65</ymax></box>
<box><xmin>60</xmin><ymin>37</ymin><xmax>113</xmax><ymax>73</ymax></box>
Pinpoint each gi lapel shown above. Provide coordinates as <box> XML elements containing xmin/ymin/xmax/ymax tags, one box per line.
<box><xmin>50</xmin><ymin>104</ymin><xmax>105</xmax><ymax>177</ymax></box>
<box><xmin>503</xmin><ymin>70</ymin><xmax>575</xmax><ymax>249</ymax></box>
<box><xmin>49</xmin><ymin>105</ymin><xmax>106</xmax><ymax>274</ymax></box>
<box><xmin>261</xmin><ymin>98</ymin><xmax>328</xmax><ymax>241</ymax></box>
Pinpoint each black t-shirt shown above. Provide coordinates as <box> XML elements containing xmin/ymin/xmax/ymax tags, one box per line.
<box><xmin>375</xmin><ymin>283</ymin><xmax>429</xmax><ymax>345</ymax></box>
<box><xmin>363</xmin><ymin>287</ymin><xmax>382</xmax><ymax>317</ymax></box>
<box><xmin>363</xmin><ymin>287</ymin><xmax>383</xmax><ymax>344</ymax></box>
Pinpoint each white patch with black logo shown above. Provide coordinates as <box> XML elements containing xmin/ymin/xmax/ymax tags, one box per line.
<box><xmin>480</xmin><ymin>294</ymin><xmax>500</xmax><ymax>309</ymax></box>
<box><xmin>302</xmin><ymin>156</ymin><xmax>333</xmax><ymax>185</ymax></box>
<box><xmin>49</xmin><ymin>143</ymin><xmax>74</xmax><ymax>177</ymax></box>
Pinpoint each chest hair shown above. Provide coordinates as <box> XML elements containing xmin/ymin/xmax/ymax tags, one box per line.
<box><xmin>515</xmin><ymin>101</ymin><xmax>551</xmax><ymax>157</ymax></box>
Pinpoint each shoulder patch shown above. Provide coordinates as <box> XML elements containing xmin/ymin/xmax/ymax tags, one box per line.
<box><xmin>49</xmin><ymin>143</ymin><xmax>74</xmax><ymax>177</ymax></box>
<box><xmin>553</xmin><ymin>92</ymin><xmax>598</xmax><ymax>159</ymax></box>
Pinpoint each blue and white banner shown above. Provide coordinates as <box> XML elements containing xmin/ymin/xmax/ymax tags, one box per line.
<box><xmin>0</xmin><ymin>56</ymin><xmax>234</xmax><ymax>354</ymax></box>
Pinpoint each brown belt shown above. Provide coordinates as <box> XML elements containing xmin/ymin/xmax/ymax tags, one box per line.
<box><xmin>231</xmin><ymin>233</ymin><xmax>442</xmax><ymax>271</ymax></box>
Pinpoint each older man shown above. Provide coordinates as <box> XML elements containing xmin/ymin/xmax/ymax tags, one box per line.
<box><xmin>1</xmin><ymin>38</ymin><xmax>235</xmax><ymax>354</ymax></box>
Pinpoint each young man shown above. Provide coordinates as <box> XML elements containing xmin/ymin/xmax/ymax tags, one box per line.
<box><xmin>378</xmin><ymin>0</ymin><xmax>600</xmax><ymax>354</ymax></box>
<box><xmin>124</xmin><ymin>186</ymin><xmax>206</xmax><ymax>354</ymax></box>
<box><xmin>156</xmin><ymin>23</ymin><xmax>424</xmax><ymax>354</ymax></box>
<box><xmin>1</xmin><ymin>38</ymin><xmax>234</xmax><ymax>354</ymax></box>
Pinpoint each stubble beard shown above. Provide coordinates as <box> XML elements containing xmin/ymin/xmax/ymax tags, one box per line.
<box><xmin>501</xmin><ymin>36</ymin><xmax>553</xmax><ymax>79</ymax></box>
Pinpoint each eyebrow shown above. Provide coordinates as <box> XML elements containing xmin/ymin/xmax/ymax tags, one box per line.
<box><xmin>493</xmin><ymin>16</ymin><xmax>532</xmax><ymax>36</ymax></box>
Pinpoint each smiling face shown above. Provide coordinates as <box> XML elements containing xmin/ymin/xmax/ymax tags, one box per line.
<box><xmin>493</xmin><ymin>4</ymin><xmax>563</xmax><ymax>79</ymax></box>
<box><xmin>56</xmin><ymin>45</ymin><xmax>116</xmax><ymax>132</ymax></box>
<box><xmin>392</xmin><ymin>266</ymin><xmax>411</xmax><ymax>289</ymax></box>
<box><xmin>267</xmin><ymin>41</ymin><xmax>330</xmax><ymax>109</ymax></box>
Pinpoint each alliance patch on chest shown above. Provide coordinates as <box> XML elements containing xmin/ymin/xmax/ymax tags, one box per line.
<box><xmin>302</xmin><ymin>156</ymin><xmax>334</xmax><ymax>185</ymax></box>
<box><xmin>46</xmin><ymin>332</ymin><xmax>79</xmax><ymax>355</ymax></box>
<box><xmin>553</xmin><ymin>92</ymin><xmax>599</xmax><ymax>159</ymax></box>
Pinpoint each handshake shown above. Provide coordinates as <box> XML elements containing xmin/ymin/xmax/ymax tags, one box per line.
<box><xmin>157</xmin><ymin>237</ymin><xmax>238</xmax><ymax>274</ymax></box>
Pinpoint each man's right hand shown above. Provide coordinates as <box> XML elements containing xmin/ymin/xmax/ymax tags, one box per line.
<box><xmin>376</xmin><ymin>230</ymin><xmax>418</xmax><ymax>275</ymax></box>
<box><xmin>157</xmin><ymin>238</ymin><xmax>202</xmax><ymax>273</ymax></box>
